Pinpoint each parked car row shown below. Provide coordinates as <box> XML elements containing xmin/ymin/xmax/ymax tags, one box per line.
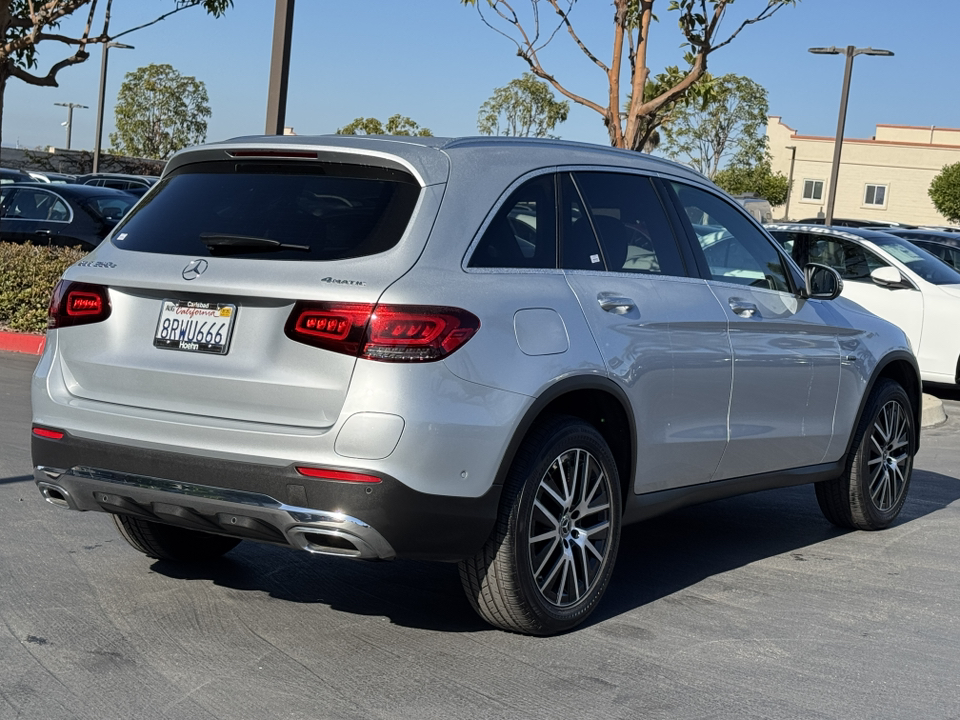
<box><xmin>31</xmin><ymin>135</ymin><xmax>921</xmax><ymax>635</ymax></box>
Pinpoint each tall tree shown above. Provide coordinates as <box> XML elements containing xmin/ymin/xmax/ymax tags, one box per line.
<box><xmin>660</xmin><ymin>73</ymin><xmax>769</xmax><ymax>178</ymax></box>
<box><xmin>0</xmin><ymin>0</ymin><xmax>231</xmax><ymax>150</ymax></box>
<box><xmin>336</xmin><ymin>114</ymin><xmax>432</xmax><ymax>136</ymax></box>
<box><xmin>110</xmin><ymin>63</ymin><xmax>209</xmax><ymax>160</ymax></box>
<box><xmin>929</xmin><ymin>163</ymin><xmax>960</xmax><ymax>225</ymax></box>
<box><xmin>477</xmin><ymin>72</ymin><xmax>569</xmax><ymax>138</ymax></box>
<box><xmin>461</xmin><ymin>0</ymin><xmax>796</xmax><ymax>151</ymax></box>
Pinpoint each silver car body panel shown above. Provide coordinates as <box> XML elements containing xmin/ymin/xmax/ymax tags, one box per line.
<box><xmin>32</xmin><ymin>136</ymin><xmax>920</xmax><ymax>563</ymax></box>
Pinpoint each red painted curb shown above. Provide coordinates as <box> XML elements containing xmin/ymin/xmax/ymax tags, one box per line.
<box><xmin>0</xmin><ymin>330</ymin><xmax>46</xmax><ymax>355</ymax></box>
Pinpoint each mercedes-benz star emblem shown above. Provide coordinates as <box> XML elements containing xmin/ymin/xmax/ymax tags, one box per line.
<box><xmin>182</xmin><ymin>259</ymin><xmax>208</xmax><ymax>281</ymax></box>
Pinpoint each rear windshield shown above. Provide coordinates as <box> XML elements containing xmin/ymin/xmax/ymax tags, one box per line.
<box><xmin>110</xmin><ymin>160</ymin><xmax>421</xmax><ymax>261</ymax></box>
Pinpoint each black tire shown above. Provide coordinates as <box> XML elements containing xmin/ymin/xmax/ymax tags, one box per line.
<box><xmin>459</xmin><ymin>416</ymin><xmax>622</xmax><ymax>635</ymax></box>
<box><xmin>112</xmin><ymin>514</ymin><xmax>241</xmax><ymax>562</ymax></box>
<box><xmin>815</xmin><ymin>378</ymin><xmax>915</xmax><ymax>530</ymax></box>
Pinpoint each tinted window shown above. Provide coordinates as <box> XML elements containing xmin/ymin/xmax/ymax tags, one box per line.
<box><xmin>0</xmin><ymin>188</ymin><xmax>71</xmax><ymax>222</ymax></box>
<box><xmin>772</xmin><ymin>231</ymin><xmax>884</xmax><ymax>282</ymax></box>
<box><xmin>570</xmin><ymin>172</ymin><xmax>686</xmax><ymax>277</ymax></box>
<box><xmin>670</xmin><ymin>182</ymin><xmax>789</xmax><ymax>291</ymax></box>
<box><xmin>83</xmin><ymin>195</ymin><xmax>136</xmax><ymax>222</ymax></box>
<box><xmin>469</xmin><ymin>174</ymin><xmax>557</xmax><ymax>269</ymax></box>
<box><xmin>111</xmin><ymin>161</ymin><xmax>420</xmax><ymax>261</ymax></box>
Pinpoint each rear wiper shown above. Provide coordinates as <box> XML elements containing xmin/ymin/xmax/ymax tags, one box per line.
<box><xmin>199</xmin><ymin>233</ymin><xmax>310</xmax><ymax>253</ymax></box>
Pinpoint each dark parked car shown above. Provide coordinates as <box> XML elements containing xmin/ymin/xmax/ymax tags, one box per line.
<box><xmin>78</xmin><ymin>173</ymin><xmax>158</xmax><ymax>191</ymax></box>
<box><xmin>1</xmin><ymin>167</ymin><xmax>33</xmax><ymax>184</ymax></box>
<box><xmin>0</xmin><ymin>183</ymin><xmax>136</xmax><ymax>250</ymax></box>
<box><xmin>871</xmin><ymin>227</ymin><xmax>960</xmax><ymax>271</ymax></box>
<box><xmin>796</xmin><ymin>217</ymin><xmax>917</xmax><ymax>229</ymax></box>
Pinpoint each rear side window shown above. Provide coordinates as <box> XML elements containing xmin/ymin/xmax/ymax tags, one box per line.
<box><xmin>111</xmin><ymin>160</ymin><xmax>421</xmax><ymax>261</ymax></box>
<box><xmin>468</xmin><ymin>174</ymin><xmax>557</xmax><ymax>269</ymax></box>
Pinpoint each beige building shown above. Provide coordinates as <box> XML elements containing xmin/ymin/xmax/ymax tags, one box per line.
<box><xmin>767</xmin><ymin>117</ymin><xmax>960</xmax><ymax>226</ymax></box>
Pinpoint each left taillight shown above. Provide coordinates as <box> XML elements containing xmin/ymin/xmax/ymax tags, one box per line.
<box><xmin>285</xmin><ymin>302</ymin><xmax>480</xmax><ymax>362</ymax></box>
<box><xmin>48</xmin><ymin>280</ymin><xmax>112</xmax><ymax>329</ymax></box>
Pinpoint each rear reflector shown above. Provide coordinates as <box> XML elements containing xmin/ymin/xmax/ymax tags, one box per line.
<box><xmin>286</xmin><ymin>302</ymin><xmax>480</xmax><ymax>362</ymax></box>
<box><xmin>48</xmin><ymin>281</ymin><xmax>112</xmax><ymax>329</ymax></box>
<box><xmin>33</xmin><ymin>426</ymin><xmax>65</xmax><ymax>440</ymax></box>
<box><xmin>295</xmin><ymin>467</ymin><xmax>382</xmax><ymax>483</ymax></box>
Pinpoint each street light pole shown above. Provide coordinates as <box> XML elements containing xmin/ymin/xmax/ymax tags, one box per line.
<box><xmin>93</xmin><ymin>42</ymin><xmax>135</xmax><ymax>174</ymax></box>
<box><xmin>265</xmin><ymin>0</ymin><xmax>296</xmax><ymax>135</ymax></box>
<box><xmin>54</xmin><ymin>102</ymin><xmax>88</xmax><ymax>150</ymax></box>
<box><xmin>783</xmin><ymin>145</ymin><xmax>797</xmax><ymax>220</ymax></box>
<box><xmin>808</xmin><ymin>45</ymin><xmax>894</xmax><ymax>226</ymax></box>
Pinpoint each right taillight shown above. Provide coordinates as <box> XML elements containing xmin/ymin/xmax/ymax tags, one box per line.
<box><xmin>48</xmin><ymin>281</ymin><xmax>112</xmax><ymax>329</ymax></box>
<box><xmin>285</xmin><ymin>302</ymin><xmax>480</xmax><ymax>362</ymax></box>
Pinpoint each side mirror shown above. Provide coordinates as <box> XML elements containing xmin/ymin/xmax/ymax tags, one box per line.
<box><xmin>870</xmin><ymin>266</ymin><xmax>912</xmax><ymax>289</ymax></box>
<box><xmin>802</xmin><ymin>262</ymin><xmax>843</xmax><ymax>300</ymax></box>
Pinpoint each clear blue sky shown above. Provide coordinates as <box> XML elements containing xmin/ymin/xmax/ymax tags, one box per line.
<box><xmin>3</xmin><ymin>0</ymin><xmax>957</xmax><ymax>155</ymax></box>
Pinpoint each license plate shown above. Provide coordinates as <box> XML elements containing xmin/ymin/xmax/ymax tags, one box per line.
<box><xmin>154</xmin><ymin>300</ymin><xmax>236</xmax><ymax>354</ymax></box>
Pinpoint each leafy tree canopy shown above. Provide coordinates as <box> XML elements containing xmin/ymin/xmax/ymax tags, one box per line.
<box><xmin>478</xmin><ymin>72</ymin><xmax>569</xmax><ymax>138</ymax></box>
<box><xmin>110</xmin><ymin>63</ymin><xmax>210</xmax><ymax>160</ymax></box>
<box><xmin>660</xmin><ymin>72</ymin><xmax>769</xmax><ymax>178</ymax></box>
<box><xmin>460</xmin><ymin>0</ymin><xmax>797</xmax><ymax>151</ymax></box>
<box><xmin>336</xmin><ymin>114</ymin><xmax>432</xmax><ymax>137</ymax></box>
<box><xmin>713</xmin><ymin>160</ymin><xmax>789</xmax><ymax>207</ymax></box>
<box><xmin>929</xmin><ymin>162</ymin><xmax>960</xmax><ymax>225</ymax></box>
<box><xmin>0</xmin><ymin>0</ymin><xmax>232</xmax><ymax>147</ymax></box>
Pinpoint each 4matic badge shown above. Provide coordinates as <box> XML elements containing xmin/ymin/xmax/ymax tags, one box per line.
<box><xmin>320</xmin><ymin>276</ymin><xmax>366</xmax><ymax>286</ymax></box>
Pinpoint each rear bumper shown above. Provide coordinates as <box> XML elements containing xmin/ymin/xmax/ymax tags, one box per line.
<box><xmin>32</xmin><ymin>433</ymin><xmax>501</xmax><ymax>562</ymax></box>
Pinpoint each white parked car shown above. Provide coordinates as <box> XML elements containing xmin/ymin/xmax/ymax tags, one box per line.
<box><xmin>768</xmin><ymin>223</ymin><xmax>960</xmax><ymax>385</ymax></box>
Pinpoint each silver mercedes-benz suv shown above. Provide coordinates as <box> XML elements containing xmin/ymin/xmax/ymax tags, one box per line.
<box><xmin>32</xmin><ymin>135</ymin><xmax>920</xmax><ymax>635</ymax></box>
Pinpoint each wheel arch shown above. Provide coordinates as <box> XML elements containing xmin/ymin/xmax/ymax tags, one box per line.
<box><xmin>847</xmin><ymin>351</ymin><xmax>922</xmax><ymax>456</ymax></box>
<box><xmin>493</xmin><ymin>375</ymin><xmax>635</xmax><ymax>510</ymax></box>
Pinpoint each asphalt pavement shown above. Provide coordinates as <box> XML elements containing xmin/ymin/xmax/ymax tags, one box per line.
<box><xmin>1</xmin><ymin>350</ymin><xmax>958</xmax><ymax>720</ymax></box>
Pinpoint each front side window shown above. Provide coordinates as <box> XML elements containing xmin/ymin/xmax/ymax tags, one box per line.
<box><xmin>864</xmin><ymin>184</ymin><xmax>887</xmax><ymax>207</ymax></box>
<box><xmin>779</xmin><ymin>232</ymin><xmax>886</xmax><ymax>283</ymax></box>
<box><xmin>670</xmin><ymin>182</ymin><xmax>790</xmax><ymax>291</ymax></box>
<box><xmin>802</xmin><ymin>179</ymin><xmax>824</xmax><ymax>201</ymax></box>
<box><xmin>469</xmin><ymin>174</ymin><xmax>557</xmax><ymax>269</ymax></box>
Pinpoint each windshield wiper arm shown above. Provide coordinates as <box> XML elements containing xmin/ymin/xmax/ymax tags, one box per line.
<box><xmin>199</xmin><ymin>233</ymin><xmax>310</xmax><ymax>253</ymax></box>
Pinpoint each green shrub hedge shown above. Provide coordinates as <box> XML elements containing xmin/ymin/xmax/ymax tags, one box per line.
<box><xmin>0</xmin><ymin>242</ymin><xmax>87</xmax><ymax>334</ymax></box>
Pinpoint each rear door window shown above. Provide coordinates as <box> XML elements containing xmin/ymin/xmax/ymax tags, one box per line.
<box><xmin>110</xmin><ymin>160</ymin><xmax>421</xmax><ymax>261</ymax></box>
<box><xmin>569</xmin><ymin>172</ymin><xmax>687</xmax><ymax>277</ymax></box>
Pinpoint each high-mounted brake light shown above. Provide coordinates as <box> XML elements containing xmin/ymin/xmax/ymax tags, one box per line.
<box><xmin>295</xmin><ymin>467</ymin><xmax>381</xmax><ymax>483</ymax></box>
<box><xmin>48</xmin><ymin>281</ymin><xmax>112</xmax><ymax>329</ymax></box>
<box><xmin>228</xmin><ymin>150</ymin><xmax>319</xmax><ymax>159</ymax></box>
<box><xmin>32</xmin><ymin>426</ymin><xmax>65</xmax><ymax>440</ymax></box>
<box><xmin>285</xmin><ymin>302</ymin><xmax>480</xmax><ymax>362</ymax></box>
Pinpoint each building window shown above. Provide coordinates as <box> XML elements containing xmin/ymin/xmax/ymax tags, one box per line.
<box><xmin>802</xmin><ymin>179</ymin><xmax>824</xmax><ymax>201</ymax></box>
<box><xmin>864</xmin><ymin>184</ymin><xmax>887</xmax><ymax>207</ymax></box>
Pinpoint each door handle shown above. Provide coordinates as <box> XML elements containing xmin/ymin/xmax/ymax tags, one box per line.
<box><xmin>728</xmin><ymin>298</ymin><xmax>759</xmax><ymax>318</ymax></box>
<box><xmin>34</xmin><ymin>229</ymin><xmax>51</xmax><ymax>236</ymax></box>
<box><xmin>597</xmin><ymin>293</ymin><xmax>635</xmax><ymax>315</ymax></box>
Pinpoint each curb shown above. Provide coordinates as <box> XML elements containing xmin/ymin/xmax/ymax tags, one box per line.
<box><xmin>0</xmin><ymin>330</ymin><xmax>46</xmax><ymax>355</ymax></box>
<box><xmin>921</xmin><ymin>393</ymin><xmax>947</xmax><ymax>429</ymax></box>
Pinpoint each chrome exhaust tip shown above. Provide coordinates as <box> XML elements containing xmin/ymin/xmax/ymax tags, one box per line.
<box><xmin>37</xmin><ymin>481</ymin><xmax>77</xmax><ymax>510</ymax></box>
<box><xmin>287</xmin><ymin>526</ymin><xmax>380</xmax><ymax>559</ymax></box>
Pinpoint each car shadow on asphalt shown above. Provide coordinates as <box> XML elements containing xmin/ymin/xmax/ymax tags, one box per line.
<box><xmin>0</xmin><ymin>474</ymin><xmax>34</xmax><ymax>485</ymax></box>
<box><xmin>147</xmin><ymin>469</ymin><xmax>960</xmax><ymax>635</ymax></box>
